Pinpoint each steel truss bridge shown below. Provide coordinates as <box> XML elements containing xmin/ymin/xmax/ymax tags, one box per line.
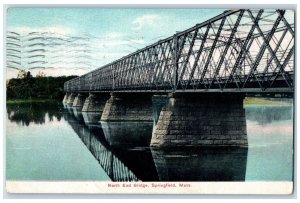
<box><xmin>64</xmin><ymin>9</ymin><xmax>294</xmax><ymax>93</ymax></box>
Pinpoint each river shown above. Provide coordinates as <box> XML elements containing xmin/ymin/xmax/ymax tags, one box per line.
<box><xmin>6</xmin><ymin>98</ymin><xmax>293</xmax><ymax>181</ymax></box>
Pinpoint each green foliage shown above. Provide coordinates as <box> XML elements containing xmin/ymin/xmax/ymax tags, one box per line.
<box><xmin>6</xmin><ymin>75</ymin><xmax>78</xmax><ymax>100</ymax></box>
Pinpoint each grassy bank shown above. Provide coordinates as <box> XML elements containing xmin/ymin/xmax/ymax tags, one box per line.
<box><xmin>244</xmin><ymin>97</ymin><xmax>292</xmax><ymax>106</ymax></box>
<box><xmin>6</xmin><ymin>99</ymin><xmax>60</xmax><ymax>104</ymax></box>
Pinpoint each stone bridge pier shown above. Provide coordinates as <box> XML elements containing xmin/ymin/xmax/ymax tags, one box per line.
<box><xmin>101</xmin><ymin>93</ymin><xmax>153</xmax><ymax>121</ymax></box>
<box><xmin>100</xmin><ymin>93</ymin><xmax>154</xmax><ymax>147</ymax></box>
<box><xmin>82</xmin><ymin>93</ymin><xmax>110</xmax><ymax>112</ymax></box>
<box><xmin>63</xmin><ymin>91</ymin><xmax>248</xmax><ymax>148</ymax></box>
<box><xmin>151</xmin><ymin>93</ymin><xmax>247</xmax><ymax>147</ymax></box>
<box><xmin>62</xmin><ymin>93</ymin><xmax>70</xmax><ymax>104</ymax></box>
<box><xmin>72</xmin><ymin>93</ymin><xmax>87</xmax><ymax>108</ymax></box>
<box><xmin>63</xmin><ymin>92</ymin><xmax>77</xmax><ymax>105</ymax></box>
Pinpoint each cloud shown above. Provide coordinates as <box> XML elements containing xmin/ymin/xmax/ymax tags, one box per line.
<box><xmin>105</xmin><ymin>32</ymin><xmax>126</xmax><ymax>39</ymax></box>
<box><xmin>132</xmin><ymin>14</ymin><xmax>160</xmax><ymax>31</ymax></box>
<box><xmin>92</xmin><ymin>35</ymin><xmax>145</xmax><ymax>50</ymax></box>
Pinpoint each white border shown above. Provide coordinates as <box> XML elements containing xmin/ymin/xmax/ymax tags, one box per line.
<box><xmin>1</xmin><ymin>0</ymin><xmax>299</xmax><ymax>201</ymax></box>
<box><xmin>5</xmin><ymin>181</ymin><xmax>294</xmax><ymax>195</ymax></box>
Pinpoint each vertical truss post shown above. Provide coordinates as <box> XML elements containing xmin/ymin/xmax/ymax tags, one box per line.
<box><xmin>112</xmin><ymin>65</ymin><xmax>115</xmax><ymax>92</ymax></box>
<box><xmin>173</xmin><ymin>34</ymin><xmax>179</xmax><ymax>92</ymax></box>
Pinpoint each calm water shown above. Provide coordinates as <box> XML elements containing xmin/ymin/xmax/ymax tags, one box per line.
<box><xmin>6</xmin><ymin>98</ymin><xmax>293</xmax><ymax>181</ymax></box>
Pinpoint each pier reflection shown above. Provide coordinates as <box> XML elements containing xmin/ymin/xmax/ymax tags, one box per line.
<box><xmin>64</xmin><ymin>109</ymin><xmax>158</xmax><ymax>181</ymax></box>
<box><xmin>82</xmin><ymin>112</ymin><xmax>101</xmax><ymax>124</ymax></box>
<box><xmin>101</xmin><ymin>121</ymin><xmax>153</xmax><ymax>148</ymax></box>
<box><xmin>151</xmin><ymin>147</ymin><xmax>248</xmax><ymax>181</ymax></box>
<box><xmin>64</xmin><ymin>107</ymin><xmax>248</xmax><ymax>182</ymax></box>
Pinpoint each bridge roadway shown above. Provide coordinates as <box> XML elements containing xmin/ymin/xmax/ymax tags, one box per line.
<box><xmin>63</xmin><ymin>9</ymin><xmax>294</xmax><ymax>148</ymax></box>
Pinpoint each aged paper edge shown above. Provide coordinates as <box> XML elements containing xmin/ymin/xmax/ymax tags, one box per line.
<box><xmin>5</xmin><ymin>181</ymin><xmax>293</xmax><ymax>194</ymax></box>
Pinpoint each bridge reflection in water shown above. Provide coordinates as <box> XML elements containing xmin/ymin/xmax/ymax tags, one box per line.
<box><xmin>151</xmin><ymin>147</ymin><xmax>247</xmax><ymax>181</ymax></box>
<box><xmin>64</xmin><ymin>105</ymin><xmax>248</xmax><ymax>181</ymax></box>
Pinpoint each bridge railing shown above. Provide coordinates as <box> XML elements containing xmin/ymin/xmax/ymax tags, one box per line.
<box><xmin>64</xmin><ymin>9</ymin><xmax>294</xmax><ymax>93</ymax></box>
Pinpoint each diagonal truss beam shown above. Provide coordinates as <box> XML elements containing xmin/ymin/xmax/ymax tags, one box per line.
<box><xmin>242</xmin><ymin>9</ymin><xmax>285</xmax><ymax>88</ymax></box>
<box><xmin>209</xmin><ymin>10</ymin><xmax>244</xmax><ymax>88</ymax></box>
<box><xmin>199</xmin><ymin>17</ymin><xmax>227</xmax><ymax>88</ymax></box>
<box><xmin>246</xmin><ymin>9</ymin><xmax>292</xmax><ymax>88</ymax></box>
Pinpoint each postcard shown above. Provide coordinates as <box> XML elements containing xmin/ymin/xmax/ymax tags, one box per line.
<box><xmin>5</xmin><ymin>6</ymin><xmax>294</xmax><ymax>194</ymax></box>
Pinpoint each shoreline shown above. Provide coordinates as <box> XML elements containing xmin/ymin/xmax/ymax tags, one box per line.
<box><xmin>6</xmin><ymin>97</ymin><xmax>292</xmax><ymax>106</ymax></box>
<box><xmin>243</xmin><ymin>97</ymin><xmax>292</xmax><ymax>106</ymax></box>
<box><xmin>6</xmin><ymin>99</ymin><xmax>60</xmax><ymax>104</ymax></box>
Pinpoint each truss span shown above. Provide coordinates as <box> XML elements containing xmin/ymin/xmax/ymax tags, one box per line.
<box><xmin>64</xmin><ymin>9</ymin><xmax>294</xmax><ymax>93</ymax></box>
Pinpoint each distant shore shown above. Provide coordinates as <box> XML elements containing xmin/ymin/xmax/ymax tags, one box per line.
<box><xmin>6</xmin><ymin>97</ymin><xmax>292</xmax><ymax>106</ymax></box>
<box><xmin>6</xmin><ymin>75</ymin><xmax>78</xmax><ymax>102</ymax></box>
<box><xmin>6</xmin><ymin>99</ymin><xmax>60</xmax><ymax>104</ymax></box>
<box><xmin>244</xmin><ymin>97</ymin><xmax>292</xmax><ymax>106</ymax></box>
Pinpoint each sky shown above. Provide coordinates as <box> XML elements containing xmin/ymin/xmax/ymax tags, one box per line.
<box><xmin>6</xmin><ymin>7</ymin><xmax>225</xmax><ymax>79</ymax></box>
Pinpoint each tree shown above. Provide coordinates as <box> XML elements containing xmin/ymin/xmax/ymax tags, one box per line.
<box><xmin>36</xmin><ymin>71</ymin><xmax>46</xmax><ymax>77</ymax></box>
<box><xmin>7</xmin><ymin>75</ymin><xmax>78</xmax><ymax>100</ymax></box>
<box><xmin>26</xmin><ymin>71</ymin><xmax>32</xmax><ymax>78</ymax></box>
<box><xmin>17</xmin><ymin>70</ymin><xmax>26</xmax><ymax>79</ymax></box>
